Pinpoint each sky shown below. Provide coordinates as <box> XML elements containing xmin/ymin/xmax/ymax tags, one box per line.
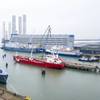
<box><xmin>0</xmin><ymin>0</ymin><xmax>100</xmax><ymax>40</ymax></box>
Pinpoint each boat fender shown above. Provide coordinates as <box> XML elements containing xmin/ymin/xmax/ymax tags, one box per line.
<box><xmin>24</xmin><ymin>96</ymin><xmax>31</xmax><ymax>100</ymax></box>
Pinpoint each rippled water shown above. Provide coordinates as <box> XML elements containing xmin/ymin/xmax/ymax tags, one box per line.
<box><xmin>0</xmin><ymin>49</ymin><xmax>100</xmax><ymax>100</ymax></box>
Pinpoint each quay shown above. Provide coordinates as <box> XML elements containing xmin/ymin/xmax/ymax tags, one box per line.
<box><xmin>0</xmin><ymin>87</ymin><xmax>27</xmax><ymax>100</ymax></box>
<box><xmin>63</xmin><ymin>61</ymin><xmax>100</xmax><ymax>73</ymax></box>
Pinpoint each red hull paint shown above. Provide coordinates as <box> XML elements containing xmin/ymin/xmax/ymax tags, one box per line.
<box><xmin>13</xmin><ymin>56</ymin><xmax>64</xmax><ymax>69</ymax></box>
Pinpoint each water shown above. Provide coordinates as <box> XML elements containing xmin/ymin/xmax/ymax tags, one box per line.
<box><xmin>0</xmin><ymin>49</ymin><xmax>100</xmax><ymax>100</ymax></box>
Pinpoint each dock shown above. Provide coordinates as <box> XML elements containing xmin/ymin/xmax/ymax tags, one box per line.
<box><xmin>0</xmin><ymin>87</ymin><xmax>25</xmax><ymax>100</ymax></box>
<box><xmin>63</xmin><ymin>61</ymin><xmax>100</xmax><ymax>73</ymax></box>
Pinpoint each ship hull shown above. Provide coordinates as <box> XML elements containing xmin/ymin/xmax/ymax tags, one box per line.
<box><xmin>0</xmin><ymin>68</ymin><xmax>8</xmax><ymax>84</ymax></box>
<box><xmin>1</xmin><ymin>46</ymin><xmax>45</xmax><ymax>53</ymax></box>
<box><xmin>0</xmin><ymin>75</ymin><xmax>8</xmax><ymax>84</ymax></box>
<box><xmin>13</xmin><ymin>56</ymin><xmax>64</xmax><ymax>69</ymax></box>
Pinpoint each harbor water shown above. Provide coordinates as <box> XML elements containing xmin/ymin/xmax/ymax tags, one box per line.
<box><xmin>0</xmin><ymin>49</ymin><xmax>100</xmax><ymax>100</ymax></box>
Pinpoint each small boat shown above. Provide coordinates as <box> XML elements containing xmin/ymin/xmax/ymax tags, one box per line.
<box><xmin>79</xmin><ymin>56</ymin><xmax>99</xmax><ymax>62</ymax></box>
<box><xmin>0</xmin><ymin>68</ymin><xmax>8</xmax><ymax>84</ymax></box>
<box><xmin>13</xmin><ymin>54</ymin><xmax>64</xmax><ymax>69</ymax></box>
<box><xmin>46</xmin><ymin>49</ymin><xmax>82</xmax><ymax>57</ymax></box>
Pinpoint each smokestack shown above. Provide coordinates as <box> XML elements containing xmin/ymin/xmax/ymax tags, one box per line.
<box><xmin>18</xmin><ymin>16</ymin><xmax>22</xmax><ymax>34</ymax></box>
<box><xmin>23</xmin><ymin>14</ymin><xmax>27</xmax><ymax>34</ymax></box>
<box><xmin>8</xmin><ymin>22</ymin><xmax>11</xmax><ymax>39</ymax></box>
<box><xmin>12</xmin><ymin>15</ymin><xmax>16</xmax><ymax>34</ymax></box>
<box><xmin>2</xmin><ymin>21</ymin><xmax>6</xmax><ymax>40</ymax></box>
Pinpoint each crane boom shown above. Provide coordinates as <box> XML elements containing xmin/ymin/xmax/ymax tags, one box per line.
<box><xmin>40</xmin><ymin>25</ymin><xmax>51</xmax><ymax>48</ymax></box>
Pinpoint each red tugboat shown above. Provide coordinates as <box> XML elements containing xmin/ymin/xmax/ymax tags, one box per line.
<box><xmin>13</xmin><ymin>54</ymin><xmax>64</xmax><ymax>69</ymax></box>
<box><xmin>13</xmin><ymin>25</ymin><xmax>64</xmax><ymax>69</ymax></box>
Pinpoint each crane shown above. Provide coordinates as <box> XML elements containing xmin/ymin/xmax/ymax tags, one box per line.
<box><xmin>39</xmin><ymin>25</ymin><xmax>52</xmax><ymax>49</ymax></box>
<box><xmin>30</xmin><ymin>25</ymin><xmax>51</xmax><ymax>58</ymax></box>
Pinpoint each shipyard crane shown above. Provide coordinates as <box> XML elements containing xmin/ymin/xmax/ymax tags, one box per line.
<box><xmin>30</xmin><ymin>25</ymin><xmax>51</xmax><ymax>57</ymax></box>
<box><xmin>39</xmin><ymin>25</ymin><xmax>52</xmax><ymax>49</ymax></box>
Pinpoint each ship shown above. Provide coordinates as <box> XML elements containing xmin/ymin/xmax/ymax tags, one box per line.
<box><xmin>2</xmin><ymin>46</ymin><xmax>45</xmax><ymax>53</ymax></box>
<box><xmin>13</xmin><ymin>54</ymin><xmax>64</xmax><ymax>69</ymax></box>
<box><xmin>0</xmin><ymin>68</ymin><xmax>8</xmax><ymax>84</ymax></box>
<box><xmin>46</xmin><ymin>49</ymin><xmax>82</xmax><ymax>57</ymax></box>
<box><xmin>1</xmin><ymin>28</ymin><xmax>74</xmax><ymax>54</ymax></box>
<box><xmin>1</xmin><ymin>42</ymin><xmax>45</xmax><ymax>53</ymax></box>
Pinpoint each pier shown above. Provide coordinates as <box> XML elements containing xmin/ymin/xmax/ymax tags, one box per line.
<box><xmin>0</xmin><ymin>87</ymin><xmax>25</xmax><ymax>100</ymax></box>
<box><xmin>63</xmin><ymin>61</ymin><xmax>100</xmax><ymax>73</ymax></box>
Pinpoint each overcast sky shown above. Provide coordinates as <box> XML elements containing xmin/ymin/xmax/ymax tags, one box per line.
<box><xmin>0</xmin><ymin>0</ymin><xmax>100</xmax><ymax>39</ymax></box>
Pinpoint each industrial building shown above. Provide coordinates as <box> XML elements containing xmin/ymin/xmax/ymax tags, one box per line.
<box><xmin>79</xmin><ymin>43</ymin><xmax>100</xmax><ymax>56</ymax></box>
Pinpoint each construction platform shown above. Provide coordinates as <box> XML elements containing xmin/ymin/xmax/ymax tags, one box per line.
<box><xmin>63</xmin><ymin>61</ymin><xmax>100</xmax><ymax>73</ymax></box>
